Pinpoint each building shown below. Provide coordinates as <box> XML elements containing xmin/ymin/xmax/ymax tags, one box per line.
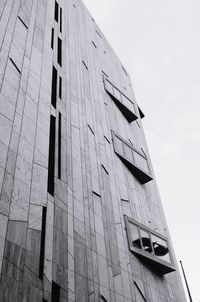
<box><xmin>0</xmin><ymin>0</ymin><xmax>187</xmax><ymax>301</ymax></box>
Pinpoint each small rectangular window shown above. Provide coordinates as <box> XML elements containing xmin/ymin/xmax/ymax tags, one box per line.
<box><xmin>58</xmin><ymin>112</ymin><xmax>61</xmax><ymax>180</ymax></box>
<box><xmin>48</xmin><ymin>115</ymin><xmax>56</xmax><ymax>196</ymax></box>
<box><xmin>54</xmin><ymin>1</ymin><xmax>59</xmax><ymax>22</ymax></box>
<box><xmin>51</xmin><ymin>28</ymin><xmax>54</xmax><ymax>49</ymax></box>
<box><xmin>52</xmin><ymin>281</ymin><xmax>60</xmax><ymax>302</ymax></box>
<box><xmin>39</xmin><ymin>206</ymin><xmax>47</xmax><ymax>280</ymax></box>
<box><xmin>60</xmin><ymin>7</ymin><xmax>62</xmax><ymax>33</ymax></box>
<box><xmin>51</xmin><ymin>66</ymin><xmax>57</xmax><ymax>109</ymax></box>
<box><xmin>59</xmin><ymin>76</ymin><xmax>62</xmax><ymax>99</ymax></box>
<box><xmin>57</xmin><ymin>37</ymin><xmax>62</xmax><ymax>66</ymax></box>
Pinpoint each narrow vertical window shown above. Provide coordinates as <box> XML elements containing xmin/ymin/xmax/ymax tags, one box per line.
<box><xmin>60</xmin><ymin>7</ymin><xmax>62</xmax><ymax>33</ymax></box>
<box><xmin>57</xmin><ymin>37</ymin><xmax>62</xmax><ymax>66</ymax></box>
<box><xmin>52</xmin><ymin>281</ymin><xmax>60</xmax><ymax>302</ymax></box>
<box><xmin>51</xmin><ymin>28</ymin><xmax>54</xmax><ymax>49</ymax></box>
<box><xmin>39</xmin><ymin>206</ymin><xmax>47</xmax><ymax>280</ymax></box>
<box><xmin>51</xmin><ymin>66</ymin><xmax>57</xmax><ymax>109</ymax></box>
<box><xmin>58</xmin><ymin>112</ymin><xmax>61</xmax><ymax>180</ymax></box>
<box><xmin>54</xmin><ymin>1</ymin><xmax>59</xmax><ymax>22</ymax></box>
<box><xmin>48</xmin><ymin>115</ymin><xmax>56</xmax><ymax>196</ymax></box>
<box><xmin>59</xmin><ymin>76</ymin><xmax>62</xmax><ymax>99</ymax></box>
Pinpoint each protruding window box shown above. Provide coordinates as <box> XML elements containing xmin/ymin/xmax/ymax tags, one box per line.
<box><xmin>125</xmin><ymin>215</ymin><xmax>176</xmax><ymax>274</ymax></box>
<box><xmin>112</xmin><ymin>132</ymin><xmax>153</xmax><ymax>184</ymax></box>
<box><xmin>103</xmin><ymin>77</ymin><xmax>138</xmax><ymax>123</ymax></box>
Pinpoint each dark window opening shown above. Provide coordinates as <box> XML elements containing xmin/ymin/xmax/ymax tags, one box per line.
<box><xmin>9</xmin><ymin>58</ymin><xmax>21</xmax><ymax>74</ymax></box>
<box><xmin>125</xmin><ymin>215</ymin><xmax>176</xmax><ymax>274</ymax></box>
<box><xmin>134</xmin><ymin>281</ymin><xmax>147</xmax><ymax>301</ymax></box>
<box><xmin>48</xmin><ymin>115</ymin><xmax>56</xmax><ymax>196</ymax></box>
<box><xmin>18</xmin><ymin>16</ymin><xmax>28</xmax><ymax>29</ymax></box>
<box><xmin>92</xmin><ymin>191</ymin><xmax>101</xmax><ymax>198</ymax></box>
<box><xmin>92</xmin><ymin>41</ymin><xmax>97</xmax><ymax>48</ymax></box>
<box><xmin>101</xmin><ymin>164</ymin><xmax>109</xmax><ymax>175</ymax></box>
<box><xmin>57</xmin><ymin>37</ymin><xmax>62</xmax><ymax>66</ymax></box>
<box><xmin>52</xmin><ymin>281</ymin><xmax>60</xmax><ymax>302</ymax></box>
<box><xmin>60</xmin><ymin>7</ymin><xmax>62</xmax><ymax>33</ymax></box>
<box><xmin>59</xmin><ymin>76</ymin><xmax>62</xmax><ymax>99</ymax></box>
<box><xmin>101</xmin><ymin>295</ymin><xmax>107</xmax><ymax>302</ymax></box>
<box><xmin>58</xmin><ymin>112</ymin><xmax>61</xmax><ymax>180</ymax></box>
<box><xmin>51</xmin><ymin>28</ymin><xmax>54</xmax><ymax>49</ymax></box>
<box><xmin>54</xmin><ymin>1</ymin><xmax>59</xmax><ymax>22</ymax></box>
<box><xmin>82</xmin><ymin>60</ymin><xmax>88</xmax><ymax>70</ymax></box>
<box><xmin>122</xmin><ymin>65</ymin><xmax>128</xmax><ymax>76</ymax></box>
<box><xmin>96</xmin><ymin>30</ymin><xmax>102</xmax><ymax>38</ymax></box>
<box><xmin>87</xmin><ymin>124</ymin><xmax>94</xmax><ymax>135</ymax></box>
<box><xmin>39</xmin><ymin>206</ymin><xmax>47</xmax><ymax>280</ymax></box>
<box><xmin>51</xmin><ymin>66</ymin><xmax>57</xmax><ymax>109</ymax></box>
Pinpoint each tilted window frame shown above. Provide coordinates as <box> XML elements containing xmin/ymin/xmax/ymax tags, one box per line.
<box><xmin>103</xmin><ymin>75</ymin><xmax>138</xmax><ymax>123</ymax></box>
<box><xmin>112</xmin><ymin>131</ymin><xmax>153</xmax><ymax>184</ymax></box>
<box><xmin>124</xmin><ymin>215</ymin><xmax>176</xmax><ymax>274</ymax></box>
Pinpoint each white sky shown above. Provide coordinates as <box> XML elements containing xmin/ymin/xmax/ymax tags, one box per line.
<box><xmin>83</xmin><ymin>0</ymin><xmax>200</xmax><ymax>301</ymax></box>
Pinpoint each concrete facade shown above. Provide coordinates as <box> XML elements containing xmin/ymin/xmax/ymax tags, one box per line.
<box><xmin>0</xmin><ymin>0</ymin><xmax>186</xmax><ymax>301</ymax></box>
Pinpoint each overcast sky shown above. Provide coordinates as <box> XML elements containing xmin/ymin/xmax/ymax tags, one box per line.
<box><xmin>83</xmin><ymin>0</ymin><xmax>200</xmax><ymax>300</ymax></box>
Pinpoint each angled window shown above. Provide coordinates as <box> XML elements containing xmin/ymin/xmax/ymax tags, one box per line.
<box><xmin>103</xmin><ymin>76</ymin><xmax>138</xmax><ymax>122</ymax></box>
<box><xmin>124</xmin><ymin>215</ymin><xmax>176</xmax><ymax>274</ymax></box>
<box><xmin>112</xmin><ymin>131</ymin><xmax>152</xmax><ymax>184</ymax></box>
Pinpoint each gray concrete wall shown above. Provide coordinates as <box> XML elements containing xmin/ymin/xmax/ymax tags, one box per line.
<box><xmin>0</xmin><ymin>0</ymin><xmax>186</xmax><ymax>301</ymax></box>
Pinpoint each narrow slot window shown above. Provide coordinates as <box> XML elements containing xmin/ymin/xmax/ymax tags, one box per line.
<box><xmin>57</xmin><ymin>37</ymin><xmax>62</xmax><ymax>66</ymax></box>
<box><xmin>52</xmin><ymin>281</ymin><xmax>60</xmax><ymax>302</ymax></box>
<box><xmin>58</xmin><ymin>112</ymin><xmax>61</xmax><ymax>180</ymax></box>
<box><xmin>60</xmin><ymin>7</ymin><xmax>62</xmax><ymax>33</ymax></box>
<box><xmin>48</xmin><ymin>115</ymin><xmax>56</xmax><ymax>196</ymax></box>
<box><xmin>39</xmin><ymin>207</ymin><xmax>47</xmax><ymax>280</ymax></box>
<box><xmin>59</xmin><ymin>76</ymin><xmax>62</xmax><ymax>99</ymax></box>
<box><xmin>51</xmin><ymin>28</ymin><xmax>54</xmax><ymax>49</ymax></box>
<box><xmin>51</xmin><ymin>66</ymin><xmax>57</xmax><ymax>109</ymax></box>
<box><xmin>10</xmin><ymin>58</ymin><xmax>21</xmax><ymax>74</ymax></box>
<box><xmin>54</xmin><ymin>1</ymin><xmax>59</xmax><ymax>22</ymax></box>
<box><xmin>18</xmin><ymin>16</ymin><xmax>28</xmax><ymax>29</ymax></box>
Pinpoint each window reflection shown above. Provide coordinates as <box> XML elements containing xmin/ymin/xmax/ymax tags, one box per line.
<box><xmin>151</xmin><ymin>235</ymin><xmax>171</xmax><ymax>263</ymax></box>
<box><xmin>128</xmin><ymin>219</ymin><xmax>171</xmax><ymax>264</ymax></box>
<box><xmin>130</xmin><ymin>224</ymin><xmax>141</xmax><ymax>249</ymax></box>
<box><xmin>140</xmin><ymin>229</ymin><xmax>152</xmax><ymax>253</ymax></box>
<box><xmin>124</xmin><ymin>143</ymin><xmax>133</xmax><ymax>162</ymax></box>
<box><xmin>113</xmin><ymin>87</ymin><xmax>121</xmax><ymax>101</ymax></box>
<box><xmin>114</xmin><ymin>136</ymin><xmax>124</xmax><ymax>156</ymax></box>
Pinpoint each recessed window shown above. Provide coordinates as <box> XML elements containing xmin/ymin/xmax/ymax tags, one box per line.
<box><xmin>59</xmin><ymin>76</ymin><xmax>62</xmax><ymax>99</ymax></box>
<box><xmin>48</xmin><ymin>115</ymin><xmax>56</xmax><ymax>196</ymax></box>
<box><xmin>125</xmin><ymin>215</ymin><xmax>176</xmax><ymax>274</ymax></box>
<box><xmin>58</xmin><ymin>112</ymin><xmax>62</xmax><ymax>180</ymax></box>
<box><xmin>112</xmin><ymin>131</ymin><xmax>152</xmax><ymax>184</ymax></box>
<box><xmin>54</xmin><ymin>1</ymin><xmax>59</xmax><ymax>22</ymax></box>
<box><xmin>51</xmin><ymin>66</ymin><xmax>57</xmax><ymax>108</ymax></box>
<box><xmin>39</xmin><ymin>206</ymin><xmax>47</xmax><ymax>280</ymax></box>
<box><xmin>60</xmin><ymin>7</ymin><xmax>62</xmax><ymax>33</ymax></box>
<box><xmin>57</xmin><ymin>37</ymin><xmax>62</xmax><ymax>66</ymax></box>
<box><xmin>103</xmin><ymin>76</ymin><xmax>137</xmax><ymax>123</ymax></box>
<box><xmin>52</xmin><ymin>281</ymin><xmax>60</xmax><ymax>302</ymax></box>
<box><xmin>51</xmin><ymin>28</ymin><xmax>54</xmax><ymax>49</ymax></box>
